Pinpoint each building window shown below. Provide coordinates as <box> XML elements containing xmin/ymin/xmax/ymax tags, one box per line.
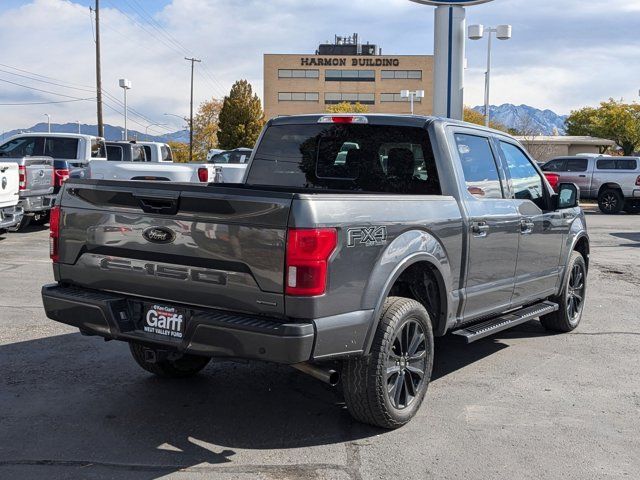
<box><xmin>381</xmin><ymin>70</ymin><xmax>422</xmax><ymax>80</ymax></box>
<box><xmin>278</xmin><ymin>92</ymin><xmax>319</xmax><ymax>101</ymax></box>
<box><xmin>325</xmin><ymin>70</ymin><xmax>375</xmax><ymax>82</ymax></box>
<box><xmin>380</xmin><ymin>93</ymin><xmax>422</xmax><ymax>103</ymax></box>
<box><xmin>324</xmin><ymin>93</ymin><xmax>375</xmax><ymax>105</ymax></box>
<box><xmin>278</xmin><ymin>69</ymin><xmax>319</xmax><ymax>78</ymax></box>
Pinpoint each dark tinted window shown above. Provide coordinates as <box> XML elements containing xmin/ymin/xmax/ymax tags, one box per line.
<box><xmin>44</xmin><ymin>137</ymin><xmax>79</xmax><ymax>159</ymax></box>
<box><xmin>566</xmin><ymin>158</ymin><xmax>588</xmax><ymax>172</ymax></box>
<box><xmin>500</xmin><ymin>142</ymin><xmax>545</xmax><ymax>209</ymax></box>
<box><xmin>106</xmin><ymin>145</ymin><xmax>123</xmax><ymax>161</ymax></box>
<box><xmin>454</xmin><ymin>134</ymin><xmax>503</xmax><ymax>199</ymax></box>
<box><xmin>131</xmin><ymin>146</ymin><xmax>146</xmax><ymax>162</ymax></box>
<box><xmin>542</xmin><ymin>159</ymin><xmax>566</xmax><ymax>171</ymax></box>
<box><xmin>247</xmin><ymin>124</ymin><xmax>440</xmax><ymax>194</ymax></box>
<box><xmin>616</xmin><ymin>159</ymin><xmax>637</xmax><ymax>170</ymax></box>
<box><xmin>143</xmin><ymin>146</ymin><xmax>153</xmax><ymax>161</ymax></box>
<box><xmin>596</xmin><ymin>159</ymin><xmax>616</xmax><ymax>170</ymax></box>
<box><xmin>0</xmin><ymin>136</ymin><xmax>44</xmax><ymax>157</ymax></box>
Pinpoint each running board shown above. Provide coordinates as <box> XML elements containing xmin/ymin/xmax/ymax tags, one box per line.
<box><xmin>452</xmin><ymin>301</ymin><xmax>559</xmax><ymax>343</ymax></box>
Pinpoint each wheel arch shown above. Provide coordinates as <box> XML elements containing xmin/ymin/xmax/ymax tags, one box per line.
<box><xmin>361</xmin><ymin>229</ymin><xmax>453</xmax><ymax>354</ymax></box>
<box><xmin>597</xmin><ymin>182</ymin><xmax>623</xmax><ymax>196</ymax></box>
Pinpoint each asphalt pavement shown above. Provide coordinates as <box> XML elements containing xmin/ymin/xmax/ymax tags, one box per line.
<box><xmin>1</xmin><ymin>209</ymin><xmax>639</xmax><ymax>480</ymax></box>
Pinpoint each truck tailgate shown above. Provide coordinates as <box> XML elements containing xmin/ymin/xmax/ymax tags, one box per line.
<box><xmin>56</xmin><ymin>180</ymin><xmax>293</xmax><ymax>316</ymax></box>
<box><xmin>24</xmin><ymin>157</ymin><xmax>54</xmax><ymax>197</ymax></box>
<box><xmin>0</xmin><ymin>162</ymin><xmax>19</xmax><ymax>208</ymax></box>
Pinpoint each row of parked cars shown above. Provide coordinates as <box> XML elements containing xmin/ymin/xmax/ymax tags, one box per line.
<box><xmin>0</xmin><ymin>131</ymin><xmax>253</xmax><ymax>232</ymax></box>
<box><xmin>540</xmin><ymin>154</ymin><xmax>640</xmax><ymax>214</ymax></box>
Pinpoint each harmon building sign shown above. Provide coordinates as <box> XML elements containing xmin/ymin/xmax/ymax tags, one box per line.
<box><xmin>301</xmin><ymin>57</ymin><xmax>401</xmax><ymax>67</ymax></box>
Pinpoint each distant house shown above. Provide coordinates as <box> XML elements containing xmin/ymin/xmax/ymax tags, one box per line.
<box><xmin>515</xmin><ymin>135</ymin><xmax>616</xmax><ymax>163</ymax></box>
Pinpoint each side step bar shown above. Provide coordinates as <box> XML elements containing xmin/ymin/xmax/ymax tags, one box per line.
<box><xmin>452</xmin><ymin>301</ymin><xmax>559</xmax><ymax>343</ymax></box>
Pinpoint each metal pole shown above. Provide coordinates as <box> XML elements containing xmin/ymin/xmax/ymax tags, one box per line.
<box><xmin>185</xmin><ymin>57</ymin><xmax>201</xmax><ymax>162</ymax></box>
<box><xmin>77</xmin><ymin>121</ymin><xmax>81</xmax><ymax>134</ymax></box>
<box><xmin>95</xmin><ymin>0</ymin><xmax>104</xmax><ymax>137</ymax></box>
<box><xmin>410</xmin><ymin>93</ymin><xmax>415</xmax><ymax>115</ymax></box>
<box><xmin>484</xmin><ymin>30</ymin><xmax>493</xmax><ymax>127</ymax></box>
<box><xmin>123</xmin><ymin>88</ymin><xmax>128</xmax><ymax>140</ymax></box>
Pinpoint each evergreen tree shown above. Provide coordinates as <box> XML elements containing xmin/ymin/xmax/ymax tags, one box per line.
<box><xmin>217</xmin><ymin>80</ymin><xmax>264</xmax><ymax>149</ymax></box>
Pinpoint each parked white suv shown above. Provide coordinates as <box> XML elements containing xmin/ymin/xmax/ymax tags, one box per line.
<box><xmin>0</xmin><ymin>162</ymin><xmax>23</xmax><ymax>233</ymax></box>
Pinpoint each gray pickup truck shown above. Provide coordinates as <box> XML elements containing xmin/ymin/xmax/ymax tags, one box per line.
<box><xmin>42</xmin><ymin>114</ymin><xmax>589</xmax><ymax>428</ymax></box>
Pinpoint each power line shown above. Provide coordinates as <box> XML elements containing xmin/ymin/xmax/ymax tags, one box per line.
<box><xmin>0</xmin><ymin>68</ymin><xmax>95</xmax><ymax>93</ymax></box>
<box><xmin>0</xmin><ymin>98</ymin><xmax>95</xmax><ymax>106</ymax></box>
<box><xmin>0</xmin><ymin>77</ymin><xmax>95</xmax><ymax>100</ymax></box>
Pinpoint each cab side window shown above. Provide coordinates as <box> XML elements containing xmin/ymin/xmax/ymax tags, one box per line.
<box><xmin>499</xmin><ymin>142</ymin><xmax>545</xmax><ymax>209</ymax></box>
<box><xmin>542</xmin><ymin>159</ymin><xmax>566</xmax><ymax>172</ymax></box>
<box><xmin>454</xmin><ymin>133</ymin><xmax>503</xmax><ymax>199</ymax></box>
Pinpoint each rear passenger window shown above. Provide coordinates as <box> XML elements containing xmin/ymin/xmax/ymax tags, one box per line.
<box><xmin>565</xmin><ymin>158</ymin><xmax>588</xmax><ymax>172</ymax></box>
<box><xmin>500</xmin><ymin>142</ymin><xmax>545</xmax><ymax>209</ymax></box>
<box><xmin>454</xmin><ymin>133</ymin><xmax>503</xmax><ymax>199</ymax></box>
<box><xmin>596</xmin><ymin>159</ymin><xmax>616</xmax><ymax>170</ymax></box>
<box><xmin>616</xmin><ymin>159</ymin><xmax>637</xmax><ymax>170</ymax></box>
<box><xmin>131</xmin><ymin>146</ymin><xmax>145</xmax><ymax>162</ymax></box>
<box><xmin>106</xmin><ymin>145</ymin><xmax>123</xmax><ymax>161</ymax></box>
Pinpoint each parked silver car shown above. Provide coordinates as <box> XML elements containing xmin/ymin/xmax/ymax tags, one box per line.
<box><xmin>542</xmin><ymin>155</ymin><xmax>640</xmax><ymax>214</ymax></box>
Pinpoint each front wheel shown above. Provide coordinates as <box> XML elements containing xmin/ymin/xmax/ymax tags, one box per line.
<box><xmin>129</xmin><ymin>343</ymin><xmax>211</xmax><ymax>378</ymax></box>
<box><xmin>342</xmin><ymin>297</ymin><xmax>434</xmax><ymax>429</ymax></box>
<box><xmin>598</xmin><ymin>189</ymin><xmax>623</xmax><ymax>214</ymax></box>
<box><xmin>541</xmin><ymin>251</ymin><xmax>587</xmax><ymax>332</ymax></box>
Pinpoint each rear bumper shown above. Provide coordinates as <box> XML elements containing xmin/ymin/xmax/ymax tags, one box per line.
<box><xmin>0</xmin><ymin>205</ymin><xmax>24</xmax><ymax>229</ymax></box>
<box><xmin>42</xmin><ymin>284</ymin><xmax>315</xmax><ymax>364</ymax></box>
<box><xmin>19</xmin><ymin>194</ymin><xmax>56</xmax><ymax>213</ymax></box>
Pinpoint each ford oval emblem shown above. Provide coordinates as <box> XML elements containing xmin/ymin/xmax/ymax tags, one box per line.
<box><xmin>1</xmin><ymin>177</ymin><xmax>6</xmax><ymax>190</ymax></box>
<box><xmin>142</xmin><ymin>226</ymin><xmax>176</xmax><ymax>244</ymax></box>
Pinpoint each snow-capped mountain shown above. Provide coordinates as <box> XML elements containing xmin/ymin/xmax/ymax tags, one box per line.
<box><xmin>473</xmin><ymin>104</ymin><xmax>568</xmax><ymax>135</ymax></box>
<box><xmin>1</xmin><ymin>123</ymin><xmax>189</xmax><ymax>143</ymax></box>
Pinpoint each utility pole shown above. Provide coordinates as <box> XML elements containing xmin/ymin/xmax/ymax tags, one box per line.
<box><xmin>185</xmin><ymin>57</ymin><xmax>201</xmax><ymax>162</ymax></box>
<box><xmin>94</xmin><ymin>0</ymin><xmax>104</xmax><ymax>138</ymax></box>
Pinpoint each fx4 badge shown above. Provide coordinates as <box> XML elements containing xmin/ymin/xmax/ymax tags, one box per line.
<box><xmin>347</xmin><ymin>226</ymin><xmax>387</xmax><ymax>247</ymax></box>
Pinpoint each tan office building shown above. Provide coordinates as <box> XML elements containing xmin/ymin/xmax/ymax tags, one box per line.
<box><xmin>263</xmin><ymin>36</ymin><xmax>433</xmax><ymax>120</ymax></box>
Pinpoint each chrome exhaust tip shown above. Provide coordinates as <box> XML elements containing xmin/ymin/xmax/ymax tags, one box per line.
<box><xmin>291</xmin><ymin>362</ymin><xmax>340</xmax><ymax>386</ymax></box>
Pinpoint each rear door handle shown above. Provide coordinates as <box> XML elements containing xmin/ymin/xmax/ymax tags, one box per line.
<box><xmin>578</xmin><ymin>175</ymin><xmax>586</xmax><ymax>178</ymax></box>
<box><xmin>471</xmin><ymin>221</ymin><xmax>489</xmax><ymax>238</ymax></box>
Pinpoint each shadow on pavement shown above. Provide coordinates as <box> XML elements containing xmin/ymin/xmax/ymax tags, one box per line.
<box><xmin>0</xmin><ymin>326</ymin><xmax>522</xmax><ymax>479</ymax></box>
<box><xmin>609</xmin><ymin>232</ymin><xmax>640</xmax><ymax>248</ymax></box>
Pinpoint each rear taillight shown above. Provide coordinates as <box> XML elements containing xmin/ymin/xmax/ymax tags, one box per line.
<box><xmin>18</xmin><ymin>165</ymin><xmax>26</xmax><ymax>190</ymax></box>
<box><xmin>54</xmin><ymin>168</ymin><xmax>70</xmax><ymax>187</ymax></box>
<box><xmin>544</xmin><ymin>172</ymin><xmax>560</xmax><ymax>192</ymax></box>
<box><xmin>636</xmin><ymin>175</ymin><xmax>640</xmax><ymax>186</ymax></box>
<box><xmin>49</xmin><ymin>205</ymin><xmax>61</xmax><ymax>263</ymax></box>
<box><xmin>285</xmin><ymin>228</ymin><xmax>337</xmax><ymax>296</ymax></box>
<box><xmin>197</xmin><ymin>167</ymin><xmax>209</xmax><ymax>183</ymax></box>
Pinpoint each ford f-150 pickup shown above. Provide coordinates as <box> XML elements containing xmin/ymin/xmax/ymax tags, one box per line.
<box><xmin>42</xmin><ymin>114</ymin><xmax>589</xmax><ymax>428</ymax></box>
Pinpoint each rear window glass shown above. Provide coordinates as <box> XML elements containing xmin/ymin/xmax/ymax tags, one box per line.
<box><xmin>131</xmin><ymin>146</ymin><xmax>146</xmax><ymax>162</ymax></box>
<box><xmin>44</xmin><ymin>138</ymin><xmax>79</xmax><ymax>159</ymax></box>
<box><xmin>247</xmin><ymin>124</ymin><xmax>440</xmax><ymax>194</ymax></box>
<box><xmin>161</xmin><ymin>145</ymin><xmax>173</xmax><ymax>162</ymax></box>
<box><xmin>0</xmin><ymin>137</ymin><xmax>44</xmax><ymax>157</ymax></box>
<box><xmin>91</xmin><ymin>139</ymin><xmax>106</xmax><ymax>158</ymax></box>
<box><xmin>106</xmin><ymin>145</ymin><xmax>123</xmax><ymax>161</ymax></box>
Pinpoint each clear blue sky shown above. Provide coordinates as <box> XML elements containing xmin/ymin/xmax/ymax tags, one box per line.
<box><xmin>0</xmin><ymin>0</ymin><xmax>638</xmax><ymax>133</ymax></box>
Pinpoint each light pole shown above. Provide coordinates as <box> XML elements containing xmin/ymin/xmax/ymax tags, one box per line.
<box><xmin>400</xmin><ymin>90</ymin><xmax>425</xmax><ymax>115</ymax></box>
<box><xmin>118</xmin><ymin>78</ymin><xmax>132</xmax><ymax>140</ymax></box>
<box><xmin>184</xmin><ymin>57</ymin><xmax>201</xmax><ymax>162</ymax></box>
<box><xmin>468</xmin><ymin>24</ymin><xmax>512</xmax><ymax>127</ymax></box>
<box><xmin>145</xmin><ymin>123</ymin><xmax>168</xmax><ymax>140</ymax></box>
<box><xmin>43</xmin><ymin>113</ymin><xmax>51</xmax><ymax>133</ymax></box>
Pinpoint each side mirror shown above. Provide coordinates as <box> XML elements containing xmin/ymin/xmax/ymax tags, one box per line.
<box><xmin>557</xmin><ymin>183</ymin><xmax>579</xmax><ymax>209</ymax></box>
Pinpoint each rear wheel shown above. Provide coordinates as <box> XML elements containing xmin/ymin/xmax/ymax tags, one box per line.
<box><xmin>6</xmin><ymin>215</ymin><xmax>31</xmax><ymax>232</ymax></box>
<box><xmin>598</xmin><ymin>189</ymin><xmax>623</xmax><ymax>214</ymax></box>
<box><xmin>129</xmin><ymin>342</ymin><xmax>211</xmax><ymax>378</ymax></box>
<box><xmin>342</xmin><ymin>297</ymin><xmax>434</xmax><ymax>429</ymax></box>
<box><xmin>541</xmin><ymin>251</ymin><xmax>587</xmax><ymax>332</ymax></box>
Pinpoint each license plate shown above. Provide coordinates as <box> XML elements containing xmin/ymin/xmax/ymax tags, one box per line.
<box><xmin>142</xmin><ymin>303</ymin><xmax>186</xmax><ymax>340</ymax></box>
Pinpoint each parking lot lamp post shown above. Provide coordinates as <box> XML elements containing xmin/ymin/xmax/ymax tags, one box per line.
<box><xmin>44</xmin><ymin>113</ymin><xmax>51</xmax><ymax>133</ymax></box>
<box><xmin>400</xmin><ymin>90</ymin><xmax>425</xmax><ymax>115</ymax></box>
<box><xmin>118</xmin><ymin>78</ymin><xmax>132</xmax><ymax>140</ymax></box>
<box><xmin>145</xmin><ymin>123</ymin><xmax>168</xmax><ymax>141</ymax></box>
<box><xmin>468</xmin><ymin>24</ymin><xmax>512</xmax><ymax>126</ymax></box>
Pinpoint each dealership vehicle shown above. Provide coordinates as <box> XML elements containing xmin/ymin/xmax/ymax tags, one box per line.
<box><xmin>0</xmin><ymin>156</ymin><xmax>54</xmax><ymax>230</ymax></box>
<box><xmin>106</xmin><ymin>141</ymin><xmax>148</xmax><ymax>162</ymax></box>
<box><xmin>0</xmin><ymin>162</ymin><xmax>23</xmax><ymax>233</ymax></box>
<box><xmin>42</xmin><ymin>114</ymin><xmax>589</xmax><ymax>428</ymax></box>
<box><xmin>207</xmin><ymin>148</ymin><xmax>252</xmax><ymax>183</ymax></box>
<box><xmin>206</xmin><ymin>148</ymin><xmax>224</xmax><ymax>162</ymax></box>
<box><xmin>87</xmin><ymin>158</ymin><xmax>216</xmax><ymax>183</ymax></box>
<box><xmin>542</xmin><ymin>155</ymin><xmax>640</xmax><ymax>214</ymax></box>
<box><xmin>137</xmin><ymin>141</ymin><xmax>173</xmax><ymax>163</ymax></box>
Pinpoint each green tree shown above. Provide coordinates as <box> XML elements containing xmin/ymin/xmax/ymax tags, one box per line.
<box><xmin>566</xmin><ymin>99</ymin><xmax>640</xmax><ymax>155</ymax></box>
<box><xmin>167</xmin><ymin>141</ymin><xmax>189</xmax><ymax>163</ymax></box>
<box><xmin>217</xmin><ymin>80</ymin><xmax>264</xmax><ymax>149</ymax></box>
<box><xmin>325</xmin><ymin>102</ymin><xmax>369</xmax><ymax>113</ymax></box>
<box><xmin>463</xmin><ymin>106</ymin><xmax>507</xmax><ymax>131</ymax></box>
<box><xmin>192</xmin><ymin>97</ymin><xmax>223</xmax><ymax>160</ymax></box>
